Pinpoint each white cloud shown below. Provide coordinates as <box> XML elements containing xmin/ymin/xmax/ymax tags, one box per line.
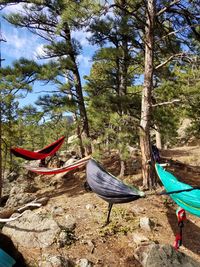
<box><xmin>34</xmin><ymin>44</ymin><xmax>47</xmax><ymax>59</ymax></box>
<box><xmin>6</xmin><ymin>35</ymin><xmax>39</xmax><ymax>60</ymax></box>
<box><xmin>71</xmin><ymin>29</ymin><xmax>92</xmax><ymax>47</ymax></box>
<box><xmin>2</xmin><ymin>23</ymin><xmax>43</xmax><ymax>62</ymax></box>
<box><xmin>2</xmin><ymin>3</ymin><xmax>26</xmax><ymax>14</ymax></box>
<box><xmin>77</xmin><ymin>54</ymin><xmax>92</xmax><ymax>69</ymax></box>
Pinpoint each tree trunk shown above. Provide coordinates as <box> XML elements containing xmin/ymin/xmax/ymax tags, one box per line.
<box><xmin>155</xmin><ymin>125</ymin><xmax>162</xmax><ymax>149</ymax></box>
<box><xmin>73</xmin><ymin>67</ymin><xmax>92</xmax><ymax>156</ymax></box>
<box><xmin>119</xmin><ymin>158</ymin><xmax>126</xmax><ymax>178</ymax></box>
<box><xmin>139</xmin><ymin>0</ymin><xmax>156</xmax><ymax>189</ymax></box>
<box><xmin>0</xmin><ymin>105</ymin><xmax>2</xmax><ymax>198</ymax></box>
<box><xmin>64</xmin><ymin>24</ymin><xmax>92</xmax><ymax>156</ymax></box>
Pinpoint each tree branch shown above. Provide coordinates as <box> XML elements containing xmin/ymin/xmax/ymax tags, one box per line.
<box><xmin>155</xmin><ymin>53</ymin><xmax>187</xmax><ymax>70</ymax></box>
<box><xmin>158</xmin><ymin>23</ymin><xmax>200</xmax><ymax>43</ymax></box>
<box><xmin>156</xmin><ymin>0</ymin><xmax>181</xmax><ymax>17</ymax></box>
<box><xmin>152</xmin><ymin>99</ymin><xmax>180</xmax><ymax>107</ymax></box>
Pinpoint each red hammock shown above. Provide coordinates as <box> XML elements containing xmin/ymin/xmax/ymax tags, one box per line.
<box><xmin>24</xmin><ymin>156</ymin><xmax>90</xmax><ymax>175</ymax></box>
<box><xmin>10</xmin><ymin>136</ymin><xmax>65</xmax><ymax>160</ymax></box>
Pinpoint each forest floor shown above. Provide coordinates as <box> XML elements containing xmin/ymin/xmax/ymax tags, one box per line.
<box><xmin>13</xmin><ymin>146</ymin><xmax>200</xmax><ymax>266</ymax></box>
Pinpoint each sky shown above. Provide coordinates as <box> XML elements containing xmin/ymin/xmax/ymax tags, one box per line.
<box><xmin>0</xmin><ymin>3</ymin><xmax>97</xmax><ymax>108</ymax></box>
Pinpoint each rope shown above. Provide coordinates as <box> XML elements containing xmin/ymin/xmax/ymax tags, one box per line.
<box><xmin>144</xmin><ymin>186</ymin><xmax>200</xmax><ymax>198</ymax></box>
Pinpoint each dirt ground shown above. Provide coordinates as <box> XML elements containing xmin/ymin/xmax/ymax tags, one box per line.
<box><xmin>14</xmin><ymin>146</ymin><xmax>200</xmax><ymax>266</ymax></box>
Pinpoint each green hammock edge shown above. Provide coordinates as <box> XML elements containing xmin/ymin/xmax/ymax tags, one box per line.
<box><xmin>155</xmin><ymin>163</ymin><xmax>200</xmax><ymax>217</ymax></box>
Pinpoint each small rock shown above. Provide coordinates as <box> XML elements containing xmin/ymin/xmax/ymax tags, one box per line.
<box><xmin>51</xmin><ymin>206</ymin><xmax>64</xmax><ymax>215</ymax></box>
<box><xmin>56</xmin><ymin>214</ymin><xmax>76</xmax><ymax>232</ymax></box>
<box><xmin>132</xmin><ymin>232</ymin><xmax>150</xmax><ymax>245</ymax></box>
<box><xmin>85</xmin><ymin>204</ymin><xmax>96</xmax><ymax>210</ymax></box>
<box><xmin>140</xmin><ymin>217</ymin><xmax>153</xmax><ymax>231</ymax></box>
<box><xmin>39</xmin><ymin>254</ymin><xmax>71</xmax><ymax>267</ymax></box>
<box><xmin>76</xmin><ymin>258</ymin><xmax>93</xmax><ymax>267</ymax></box>
<box><xmin>64</xmin><ymin>214</ymin><xmax>76</xmax><ymax>230</ymax></box>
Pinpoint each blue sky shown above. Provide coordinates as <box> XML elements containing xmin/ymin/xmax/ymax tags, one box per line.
<box><xmin>0</xmin><ymin>4</ymin><xmax>96</xmax><ymax>108</ymax></box>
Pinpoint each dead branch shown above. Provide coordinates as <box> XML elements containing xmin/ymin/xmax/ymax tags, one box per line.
<box><xmin>155</xmin><ymin>53</ymin><xmax>188</xmax><ymax>70</ymax></box>
<box><xmin>156</xmin><ymin>0</ymin><xmax>181</xmax><ymax>17</ymax></box>
<box><xmin>0</xmin><ymin>213</ymin><xmax>24</xmax><ymax>223</ymax></box>
<box><xmin>0</xmin><ymin>197</ymin><xmax>49</xmax><ymax>222</ymax></box>
<box><xmin>152</xmin><ymin>99</ymin><xmax>180</xmax><ymax>107</ymax></box>
<box><xmin>158</xmin><ymin>23</ymin><xmax>200</xmax><ymax>42</ymax></box>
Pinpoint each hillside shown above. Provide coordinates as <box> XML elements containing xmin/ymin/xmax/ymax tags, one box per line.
<box><xmin>1</xmin><ymin>146</ymin><xmax>200</xmax><ymax>266</ymax></box>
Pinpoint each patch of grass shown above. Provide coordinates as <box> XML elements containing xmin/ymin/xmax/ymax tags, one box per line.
<box><xmin>162</xmin><ymin>197</ymin><xmax>175</xmax><ymax>208</ymax></box>
<box><xmin>182</xmin><ymin>155</ymin><xmax>200</xmax><ymax>166</ymax></box>
<box><xmin>98</xmin><ymin>207</ymin><xmax>139</xmax><ymax>237</ymax></box>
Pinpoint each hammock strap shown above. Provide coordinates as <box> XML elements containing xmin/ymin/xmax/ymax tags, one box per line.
<box><xmin>174</xmin><ymin>208</ymin><xmax>186</xmax><ymax>250</ymax></box>
<box><xmin>158</xmin><ymin>186</ymin><xmax>200</xmax><ymax>196</ymax></box>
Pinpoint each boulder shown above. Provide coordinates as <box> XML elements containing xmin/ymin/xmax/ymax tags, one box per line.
<box><xmin>2</xmin><ymin>210</ymin><xmax>61</xmax><ymax>248</ymax></box>
<box><xmin>135</xmin><ymin>244</ymin><xmax>200</xmax><ymax>267</ymax></box>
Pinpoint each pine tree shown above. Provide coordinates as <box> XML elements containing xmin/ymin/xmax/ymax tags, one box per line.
<box><xmin>1</xmin><ymin>0</ymin><xmax>99</xmax><ymax>156</ymax></box>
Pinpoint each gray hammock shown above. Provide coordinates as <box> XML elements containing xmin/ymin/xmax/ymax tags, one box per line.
<box><xmin>86</xmin><ymin>159</ymin><xmax>145</xmax><ymax>224</ymax></box>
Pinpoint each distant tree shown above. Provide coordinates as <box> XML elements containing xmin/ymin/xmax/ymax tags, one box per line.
<box><xmin>87</xmin><ymin>0</ymin><xmax>142</xmax><ymax>175</ymax></box>
<box><xmin>0</xmin><ymin>62</ymin><xmax>32</xmax><ymax>197</ymax></box>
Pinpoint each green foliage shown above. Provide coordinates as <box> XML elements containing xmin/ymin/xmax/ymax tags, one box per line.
<box><xmin>98</xmin><ymin>207</ymin><xmax>139</xmax><ymax>237</ymax></box>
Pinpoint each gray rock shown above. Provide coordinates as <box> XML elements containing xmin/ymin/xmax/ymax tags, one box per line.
<box><xmin>76</xmin><ymin>258</ymin><xmax>93</xmax><ymax>267</ymax></box>
<box><xmin>140</xmin><ymin>217</ymin><xmax>153</xmax><ymax>231</ymax></box>
<box><xmin>135</xmin><ymin>244</ymin><xmax>200</xmax><ymax>267</ymax></box>
<box><xmin>39</xmin><ymin>254</ymin><xmax>71</xmax><ymax>267</ymax></box>
<box><xmin>51</xmin><ymin>206</ymin><xmax>65</xmax><ymax>215</ymax></box>
<box><xmin>2</xmin><ymin>210</ymin><xmax>61</xmax><ymax>248</ymax></box>
<box><xmin>5</xmin><ymin>185</ymin><xmax>34</xmax><ymax>208</ymax></box>
<box><xmin>63</xmin><ymin>214</ymin><xmax>76</xmax><ymax>231</ymax></box>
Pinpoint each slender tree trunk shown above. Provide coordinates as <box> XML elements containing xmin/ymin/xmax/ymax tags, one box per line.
<box><xmin>139</xmin><ymin>0</ymin><xmax>156</xmax><ymax>189</ymax></box>
<box><xmin>64</xmin><ymin>24</ymin><xmax>92</xmax><ymax>156</ymax></box>
<box><xmin>117</xmin><ymin>0</ymin><xmax>129</xmax><ymax>177</ymax></box>
<box><xmin>119</xmin><ymin>159</ymin><xmax>126</xmax><ymax>178</ymax></box>
<box><xmin>0</xmin><ymin>105</ymin><xmax>2</xmax><ymax>198</ymax></box>
<box><xmin>73</xmin><ymin>67</ymin><xmax>92</xmax><ymax>156</ymax></box>
<box><xmin>0</xmin><ymin>35</ymin><xmax>3</xmax><ymax>197</ymax></box>
<box><xmin>75</xmin><ymin>113</ymin><xmax>85</xmax><ymax>157</ymax></box>
<box><xmin>155</xmin><ymin>125</ymin><xmax>162</xmax><ymax>149</ymax></box>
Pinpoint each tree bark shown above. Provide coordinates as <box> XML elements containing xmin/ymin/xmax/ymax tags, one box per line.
<box><xmin>119</xmin><ymin>158</ymin><xmax>126</xmax><ymax>178</ymax></box>
<box><xmin>64</xmin><ymin>24</ymin><xmax>92</xmax><ymax>157</ymax></box>
<box><xmin>139</xmin><ymin>0</ymin><xmax>156</xmax><ymax>189</ymax></box>
<box><xmin>155</xmin><ymin>125</ymin><xmax>162</xmax><ymax>149</ymax></box>
<box><xmin>0</xmin><ymin>104</ymin><xmax>2</xmax><ymax>198</ymax></box>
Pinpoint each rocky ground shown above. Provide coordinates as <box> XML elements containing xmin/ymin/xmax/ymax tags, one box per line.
<box><xmin>1</xmin><ymin>146</ymin><xmax>200</xmax><ymax>266</ymax></box>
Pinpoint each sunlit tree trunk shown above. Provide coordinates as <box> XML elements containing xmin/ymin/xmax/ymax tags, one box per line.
<box><xmin>0</xmin><ymin>104</ymin><xmax>2</xmax><ymax>198</ymax></box>
<box><xmin>139</xmin><ymin>0</ymin><xmax>156</xmax><ymax>189</ymax></box>
<box><xmin>155</xmin><ymin>125</ymin><xmax>162</xmax><ymax>149</ymax></box>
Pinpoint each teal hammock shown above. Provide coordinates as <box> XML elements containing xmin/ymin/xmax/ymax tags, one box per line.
<box><xmin>155</xmin><ymin>163</ymin><xmax>200</xmax><ymax>217</ymax></box>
